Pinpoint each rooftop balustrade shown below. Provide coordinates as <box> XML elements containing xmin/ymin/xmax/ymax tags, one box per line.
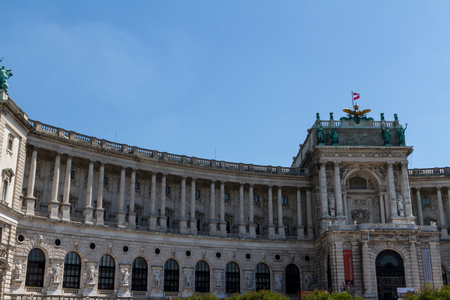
<box><xmin>30</xmin><ymin>120</ymin><xmax>309</xmax><ymax>176</ymax></box>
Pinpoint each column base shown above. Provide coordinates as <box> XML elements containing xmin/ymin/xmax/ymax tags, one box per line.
<box><xmin>95</xmin><ymin>208</ymin><xmax>104</xmax><ymax>225</ymax></box>
<box><xmin>25</xmin><ymin>196</ymin><xmax>36</xmax><ymax>216</ymax></box>
<box><xmin>159</xmin><ymin>215</ymin><xmax>167</xmax><ymax>232</ymax></box>
<box><xmin>249</xmin><ymin>223</ymin><xmax>257</xmax><ymax>238</ymax></box>
<box><xmin>83</xmin><ymin>206</ymin><xmax>94</xmax><ymax>225</ymax></box>
<box><xmin>238</xmin><ymin>224</ymin><xmax>246</xmax><ymax>236</ymax></box>
<box><xmin>180</xmin><ymin>219</ymin><xmax>189</xmax><ymax>234</ymax></box>
<box><xmin>277</xmin><ymin>225</ymin><xmax>285</xmax><ymax>238</ymax></box>
<box><xmin>190</xmin><ymin>219</ymin><xmax>198</xmax><ymax>235</ymax></box>
<box><xmin>209</xmin><ymin>221</ymin><xmax>217</xmax><ymax>235</ymax></box>
<box><xmin>116</xmin><ymin>211</ymin><xmax>126</xmax><ymax>228</ymax></box>
<box><xmin>148</xmin><ymin>214</ymin><xmax>157</xmax><ymax>231</ymax></box>
<box><xmin>61</xmin><ymin>202</ymin><xmax>71</xmax><ymax>222</ymax></box>
<box><xmin>128</xmin><ymin>212</ymin><xmax>136</xmax><ymax>229</ymax></box>
<box><xmin>297</xmin><ymin>226</ymin><xmax>305</xmax><ymax>239</ymax></box>
<box><xmin>442</xmin><ymin>228</ymin><xmax>449</xmax><ymax>239</ymax></box>
<box><xmin>48</xmin><ymin>201</ymin><xmax>60</xmax><ymax>220</ymax></box>
<box><xmin>219</xmin><ymin>221</ymin><xmax>227</xmax><ymax>236</ymax></box>
<box><xmin>268</xmin><ymin>224</ymin><xmax>276</xmax><ymax>238</ymax></box>
<box><xmin>307</xmin><ymin>227</ymin><xmax>314</xmax><ymax>239</ymax></box>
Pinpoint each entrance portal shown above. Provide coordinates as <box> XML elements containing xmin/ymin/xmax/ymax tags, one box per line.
<box><xmin>376</xmin><ymin>250</ymin><xmax>405</xmax><ymax>300</ymax></box>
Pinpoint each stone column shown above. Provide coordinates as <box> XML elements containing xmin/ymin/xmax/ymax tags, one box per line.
<box><xmin>351</xmin><ymin>242</ymin><xmax>363</xmax><ymax>296</ymax></box>
<box><xmin>387</xmin><ymin>162</ymin><xmax>398</xmax><ymax>218</ymax></box>
<box><xmin>128</xmin><ymin>169</ymin><xmax>137</xmax><ymax>229</ymax></box>
<box><xmin>180</xmin><ymin>177</ymin><xmax>188</xmax><ymax>234</ymax></box>
<box><xmin>267</xmin><ymin>185</ymin><xmax>276</xmax><ymax>238</ymax></box>
<box><xmin>149</xmin><ymin>173</ymin><xmax>157</xmax><ymax>230</ymax></box>
<box><xmin>319</xmin><ymin>162</ymin><xmax>329</xmax><ymax>219</ymax></box>
<box><xmin>83</xmin><ymin>160</ymin><xmax>94</xmax><ymax>225</ymax></box>
<box><xmin>160</xmin><ymin>173</ymin><xmax>167</xmax><ymax>231</ymax></box>
<box><xmin>362</xmin><ymin>242</ymin><xmax>374</xmax><ymax>298</ymax></box>
<box><xmin>277</xmin><ymin>186</ymin><xmax>285</xmax><ymax>238</ymax></box>
<box><xmin>296</xmin><ymin>188</ymin><xmax>304</xmax><ymax>239</ymax></box>
<box><xmin>401</xmin><ymin>162</ymin><xmax>413</xmax><ymax>217</ymax></box>
<box><xmin>437</xmin><ymin>187</ymin><xmax>448</xmax><ymax>238</ymax></box>
<box><xmin>333</xmin><ymin>242</ymin><xmax>345</xmax><ymax>293</ymax></box>
<box><xmin>248</xmin><ymin>184</ymin><xmax>256</xmax><ymax>238</ymax></box>
<box><xmin>306</xmin><ymin>188</ymin><xmax>313</xmax><ymax>237</ymax></box>
<box><xmin>117</xmin><ymin>167</ymin><xmax>127</xmax><ymax>228</ymax></box>
<box><xmin>209</xmin><ymin>181</ymin><xmax>217</xmax><ymax>235</ymax></box>
<box><xmin>379</xmin><ymin>193</ymin><xmax>386</xmax><ymax>223</ymax></box>
<box><xmin>334</xmin><ymin>161</ymin><xmax>343</xmax><ymax>218</ymax></box>
<box><xmin>48</xmin><ymin>153</ymin><xmax>61</xmax><ymax>220</ymax></box>
<box><xmin>26</xmin><ymin>147</ymin><xmax>38</xmax><ymax>216</ymax></box>
<box><xmin>61</xmin><ymin>155</ymin><xmax>72</xmax><ymax>222</ymax></box>
<box><xmin>189</xmin><ymin>177</ymin><xmax>197</xmax><ymax>234</ymax></box>
<box><xmin>238</xmin><ymin>183</ymin><xmax>246</xmax><ymax>236</ymax></box>
<box><xmin>429</xmin><ymin>242</ymin><xmax>444</xmax><ymax>288</ymax></box>
<box><xmin>409</xmin><ymin>242</ymin><xmax>420</xmax><ymax>291</ymax></box>
<box><xmin>416</xmin><ymin>188</ymin><xmax>423</xmax><ymax>225</ymax></box>
<box><xmin>219</xmin><ymin>181</ymin><xmax>227</xmax><ymax>236</ymax></box>
<box><xmin>95</xmin><ymin>163</ymin><xmax>105</xmax><ymax>225</ymax></box>
<box><xmin>343</xmin><ymin>193</ymin><xmax>349</xmax><ymax>224</ymax></box>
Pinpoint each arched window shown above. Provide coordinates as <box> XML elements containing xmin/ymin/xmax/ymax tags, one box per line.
<box><xmin>63</xmin><ymin>252</ymin><xmax>81</xmax><ymax>289</ymax></box>
<box><xmin>255</xmin><ymin>263</ymin><xmax>270</xmax><ymax>291</ymax></box>
<box><xmin>349</xmin><ymin>177</ymin><xmax>367</xmax><ymax>189</ymax></box>
<box><xmin>226</xmin><ymin>262</ymin><xmax>240</xmax><ymax>294</ymax></box>
<box><xmin>443</xmin><ymin>266</ymin><xmax>448</xmax><ymax>285</ymax></box>
<box><xmin>25</xmin><ymin>248</ymin><xmax>45</xmax><ymax>287</ymax></box>
<box><xmin>132</xmin><ymin>257</ymin><xmax>148</xmax><ymax>291</ymax></box>
<box><xmin>98</xmin><ymin>255</ymin><xmax>115</xmax><ymax>290</ymax></box>
<box><xmin>285</xmin><ymin>264</ymin><xmax>300</xmax><ymax>294</ymax></box>
<box><xmin>164</xmin><ymin>259</ymin><xmax>179</xmax><ymax>292</ymax></box>
<box><xmin>195</xmin><ymin>260</ymin><xmax>210</xmax><ymax>292</ymax></box>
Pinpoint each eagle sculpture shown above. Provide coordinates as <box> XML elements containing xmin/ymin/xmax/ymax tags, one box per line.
<box><xmin>343</xmin><ymin>104</ymin><xmax>371</xmax><ymax>118</ymax></box>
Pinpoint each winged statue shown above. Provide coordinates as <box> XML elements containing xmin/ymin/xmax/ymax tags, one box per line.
<box><xmin>342</xmin><ymin>104</ymin><xmax>371</xmax><ymax>118</ymax></box>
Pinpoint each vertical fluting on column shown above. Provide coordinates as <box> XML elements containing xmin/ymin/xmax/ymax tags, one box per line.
<box><xmin>26</xmin><ymin>147</ymin><xmax>38</xmax><ymax>216</ymax></box>
<box><xmin>306</xmin><ymin>188</ymin><xmax>313</xmax><ymax>237</ymax></box>
<box><xmin>409</xmin><ymin>241</ymin><xmax>420</xmax><ymax>291</ymax></box>
<box><xmin>429</xmin><ymin>242</ymin><xmax>444</xmax><ymax>288</ymax></box>
<box><xmin>379</xmin><ymin>194</ymin><xmax>386</xmax><ymax>223</ymax></box>
<box><xmin>401</xmin><ymin>162</ymin><xmax>413</xmax><ymax>217</ymax></box>
<box><xmin>319</xmin><ymin>162</ymin><xmax>329</xmax><ymax>217</ymax></box>
<box><xmin>117</xmin><ymin>167</ymin><xmax>126</xmax><ymax>228</ymax></box>
<box><xmin>148</xmin><ymin>173</ymin><xmax>157</xmax><ymax>230</ymax></box>
<box><xmin>343</xmin><ymin>193</ymin><xmax>349</xmax><ymax>224</ymax></box>
<box><xmin>437</xmin><ymin>187</ymin><xmax>448</xmax><ymax>238</ymax></box>
<box><xmin>209</xmin><ymin>181</ymin><xmax>216</xmax><ymax>235</ymax></box>
<box><xmin>267</xmin><ymin>185</ymin><xmax>275</xmax><ymax>238</ymax></box>
<box><xmin>95</xmin><ymin>163</ymin><xmax>105</xmax><ymax>225</ymax></box>
<box><xmin>128</xmin><ymin>168</ymin><xmax>137</xmax><ymax>229</ymax></box>
<box><xmin>296</xmin><ymin>188</ymin><xmax>304</xmax><ymax>239</ymax></box>
<box><xmin>219</xmin><ymin>181</ymin><xmax>226</xmax><ymax>235</ymax></box>
<box><xmin>333</xmin><ymin>242</ymin><xmax>345</xmax><ymax>293</ymax></box>
<box><xmin>334</xmin><ymin>161</ymin><xmax>343</xmax><ymax>217</ymax></box>
<box><xmin>387</xmin><ymin>162</ymin><xmax>398</xmax><ymax>219</ymax></box>
<box><xmin>362</xmin><ymin>242</ymin><xmax>374</xmax><ymax>297</ymax></box>
<box><xmin>190</xmin><ymin>177</ymin><xmax>197</xmax><ymax>234</ymax></box>
<box><xmin>248</xmin><ymin>184</ymin><xmax>256</xmax><ymax>238</ymax></box>
<box><xmin>277</xmin><ymin>186</ymin><xmax>285</xmax><ymax>238</ymax></box>
<box><xmin>48</xmin><ymin>153</ymin><xmax>61</xmax><ymax>220</ymax></box>
<box><xmin>238</xmin><ymin>183</ymin><xmax>246</xmax><ymax>236</ymax></box>
<box><xmin>83</xmin><ymin>160</ymin><xmax>94</xmax><ymax>225</ymax></box>
<box><xmin>416</xmin><ymin>188</ymin><xmax>423</xmax><ymax>225</ymax></box>
<box><xmin>160</xmin><ymin>173</ymin><xmax>167</xmax><ymax>231</ymax></box>
<box><xmin>180</xmin><ymin>177</ymin><xmax>188</xmax><ymax>234</ymax></box>
<box><xmin>61</xmin><ymin>155</ymin><xmax>72</xmax><ymax>222</ymax></box>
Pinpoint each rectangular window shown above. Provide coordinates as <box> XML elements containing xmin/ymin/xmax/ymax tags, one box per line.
<box><xmin>195</xmin><ymin>189</ymin><xmax>201</xmax><ymax>199</ymax></box>
<box><xmin>253</xmin><ymin>195</ymin><xmax>259</xmax><ymax>203</ymax></box>
<box><xmin>7</xmin><ymin>137</ymin><xmax>13</xmax><ymax>151</ymax></box>
<box><xmin>224</xmin><ymin>193</ymin><xmax>230</xmax><ymax>202</ymax></box>
<box><xmin>165</xmin><ymin>186</ymin><xmax>171</xmax><ymax>195</ymax></box>
<box><xmin>103</xmin><ymin>176</ymin><xmax>109</xmax><ymax>186</ymax></box>
<box><xmin>71</xmin><ymin>170</ymin><xmax>75</xmax><ymax>180</ymax></box>
<box><xmin>422</xmin><ymin>198</ymin><xmax>431</xmax><ymax>207</ymax></box>
<box><xmin>1</xmin><ymin>181</ymin><xmax>7</xmax><ymax>200</ymax></box>
<box><xmin>135</xmin><ymin>181</ymin><xmax>140</xmax><ymax>191</ymax></box>
<box><xmin>282</xmin><ymin>197</ymin><xmax>288</xmax><ymax>205</ymax></box>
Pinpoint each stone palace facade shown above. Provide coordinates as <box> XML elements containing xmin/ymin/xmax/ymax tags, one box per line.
<box><xmin>0</xmin><ymin>89</ymin><xmax>448</xmax><ymax>300</ymax></box>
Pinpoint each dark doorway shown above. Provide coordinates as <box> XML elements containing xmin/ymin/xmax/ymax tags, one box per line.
<box><xmin>376</xmin><ymin>250</ymin><xmax>405</xmax><ymax>300</ymax></box>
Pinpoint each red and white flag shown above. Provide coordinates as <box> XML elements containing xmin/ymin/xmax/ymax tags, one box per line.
<box><xmin>353</xmin><ymin>92</ymin><xmax>360</xmax><ymax>101</ymax></box>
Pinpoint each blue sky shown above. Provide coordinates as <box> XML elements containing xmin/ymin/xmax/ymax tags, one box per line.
<box><xmin>2</xmin><ymin>1</ymin><xmax>450</xmax><ymax>168</ymax></box>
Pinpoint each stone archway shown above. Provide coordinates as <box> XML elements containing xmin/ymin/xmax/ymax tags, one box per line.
<box><xmin>376</xmin><ymin>250</ymin><xmax>405</xmax><ymax>300</ymax></box>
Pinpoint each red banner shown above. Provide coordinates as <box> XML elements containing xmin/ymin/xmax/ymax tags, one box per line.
<box><xmin>343</xmin><ymin>249</ymin><xmax>354</xmax><ymax>288</ymax></box>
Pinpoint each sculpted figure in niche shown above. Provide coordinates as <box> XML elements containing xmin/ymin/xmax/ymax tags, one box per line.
<box><xmin>121</xmin><ymin>268</ymin><xmax>129</xmax><ymax>286</ymax></box>
<box><xmin>153</xmin><ymin>271</ymin><xmax>161</xmax><ymax>287</ymax></box>
<box><xmin>49</xmin><ymin>263</ymin><xmax>60</xmax><ymax>282</ymax></box>
<box><xmin>13</xmin><ymin>261</ymin><xmax>22</xmax><ymax>280</ymax></box>
<box><xmin>397</xmin><ymin>195</ymin><xmax>404</xmax><ymax>216</ymax></box>
<box><xmin>305</xmin><ymin>275</ymin><xmax>313</xmax><ymax>290</ymax></box>
<box><xmin>275</xmin><ymin>274</ymin><xmax>282</xmax><ymax>290</ymax></box>
<box><xmin>87</xmin><ymin>265</ymin><xmax>97</xmax><ymax>284</ymax></box>
<box><xmin>328</xmin><ymin>194</ymin><xmax>336</xmax><ymax>216</ymax></box>
<box><xmin>184</xmin><ymin>271</ymin><xmax>192</xmax><ymax>288</ymax></box>
<box><xmin>215</xmin><ymin>272</ymin><xmax>223</xmax><ymax>288</ymax></box>
<box><xmin>246</xmin><ymin>274</ymin><xmax>253</xmax><ymax>289</ymax></box>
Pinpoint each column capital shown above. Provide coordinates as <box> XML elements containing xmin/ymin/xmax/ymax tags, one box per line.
<box><xmin>415</xmin><ymin>187</ymin><xmax>421</xmax><ymax>191</ymax></box>
<box><xmin>248</xmin><ymin>183</ymin><xmax>254</xmax><ymax>187</ymax></box>
<box><xmin>31</xmin><ymin>145</ymin><xmax>40</xmax><ymax>151</ymax></box>
<box><xmin>333</xmin><ymin>160</ymin><xmax>341</xmax><ymax>166</ymax></box>
<box><xmin>55</xmin><ymin>152</ymin><xmax>63</xmax><ymax>157</ymax></box>
<box><xmin>98</xmin><ymin>161</ymin><xmax>106</xmax><ymax>166</ymax></box>
<box><xmin>88</xmin><ymin>159</ymin><xmax>95</xmax><ymax>165</ymax></box>
<box><xmin>387</xmin><ymin>161</ymin><xmax>395</xmax><ymax>166</ymax></box>
<box><xmin>319</xmin><ymin>161</ymin><xmax>327</xmax><ymax>166</ymax></box>
<box><xmin>239</xmin><ymin>182</ymin><xmax>244</xmax><ymax>186</ymax></box>
<box><xmin>161</xmin><ymin>172</ymin><xmax>168</xmax><ymax>176</ymax></box>
<box><xmin>436</xmin><ymin>186</ymin><xmax>442</xmax><ymax>190</ymax></box>
<box><xmin>277</xmin><ymin>185</ymin><xmax>283</xmax><ymax>189</ymax></box>
<box><xmin>401</xmin><ymin>161</ymin><xmax>408</xmax><ymax>166</ymax></box>
<box><xmin>267</xmin><ymin>184</ymin><xmax>273</xmax><ymax>188</ymax></box>
<box><xmin>131</xmin><ymin>167</ymin><xmax>137</xmax><ymax>172</ymax></box>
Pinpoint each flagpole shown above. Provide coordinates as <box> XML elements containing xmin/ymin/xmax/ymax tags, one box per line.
<box><xmin>351</xmin><ymin>91</ymin><xmax>354</xmax><ymax>107</ymax></box>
